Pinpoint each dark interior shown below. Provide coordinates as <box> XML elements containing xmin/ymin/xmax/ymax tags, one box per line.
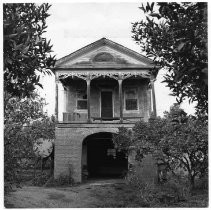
<box><xmin>83</xmin><ymin>132</ymin><xmax>128</xmax><ymax>178</ymax></box>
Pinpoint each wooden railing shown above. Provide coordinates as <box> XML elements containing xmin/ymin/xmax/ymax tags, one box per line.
<box><xmin>63</xmin><ymin>112</ymin><xmax>143</xmax><ymax>123</ymax></box>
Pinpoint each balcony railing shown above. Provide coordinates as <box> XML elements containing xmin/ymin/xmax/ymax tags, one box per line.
<box><xmin>62</xmin><ymin>112</ymin><xmax>143</xmax><ymax>123</ymax></box>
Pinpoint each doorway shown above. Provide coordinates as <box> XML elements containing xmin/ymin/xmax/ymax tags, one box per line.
<box><xmin>101</xmin><ymin>91</ymin><xmax>113</xmax><ymax>119</ymax></box>
<box><xmin>82</xmin><ymin>132</ymin><xmax>128</xmax><ymax>179</ymax></box>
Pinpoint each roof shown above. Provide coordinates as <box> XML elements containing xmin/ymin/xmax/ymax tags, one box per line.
<box><xmin>54</xmin><ymin>38</ymin><xmax>156</xmax><ymax>67</ymax></box>
<box><xmin>52</xmin><ymin>38</ymin><xmax>160</xmax><ymax>79</ymax></box>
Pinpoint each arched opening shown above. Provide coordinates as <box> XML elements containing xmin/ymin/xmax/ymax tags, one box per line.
<box><xmin>82</xmin><ymin>132</ymin><xmax>128</xmax><ymax>180</ymax></box>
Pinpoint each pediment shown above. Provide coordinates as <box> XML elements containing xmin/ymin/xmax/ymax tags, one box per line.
<box><xmin>55</xmin><ymin>38</ymin><xmax>155</xmax><ymax>69</ymax></box>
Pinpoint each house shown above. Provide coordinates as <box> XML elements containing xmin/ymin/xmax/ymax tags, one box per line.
<box><xmin>53</xmin><ymin>38</ymin><xmax>158</xmax><ymax>182</ymax></box>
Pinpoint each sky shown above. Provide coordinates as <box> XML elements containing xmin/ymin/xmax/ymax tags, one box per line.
<box><xmin>38</xmin><ymin>2</ymin><xmax>196</xmax><ymax>117</ymax></box>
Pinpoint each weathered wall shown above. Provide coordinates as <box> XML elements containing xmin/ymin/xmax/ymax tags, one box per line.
<box><xmin>63</xmin><ymin>78</ymin><xmax>151</xmax><ymax>122</ymax></box>
<box><xmin>54</xmin><ymin>124</ymin><xmax>134</xmax><ymax>182</ymax></box>
<box><xmin>59</xmin><ymin>45</ymin><xmax>147</xmax><ymax>67</ymax></box>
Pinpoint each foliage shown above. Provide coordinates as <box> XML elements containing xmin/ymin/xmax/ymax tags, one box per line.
<box><xmin>127</xmin><ymin>172</ymin><xmax>190</xmax><ymax>207</ymax></box>
<box><xmin>132</xmin><ymin>2</ymin><xmax>208</xmax><ymax>114</ymax></box>
<box><xmin>32</xmin><ymin>172</ymin><xmax>51</xmax><ymax>186</ymax></box>
<box><xmin>4</xmin><ymin>3</ymin><xmax>56</xmax><ymax>98</ymax></box>
<box><xmin>4</xmin><ymin>92</ymin><xmax>46</xmax><ymax>125</ymax></box>
<box><xmin>44</xmin><ymin>164</ymin><xmax>75</xmax><ymax>187</ymax></box>
<box><xmin>45</xmin><ymin>174</ymin><xmax>75</xmax><ymax>187</ymax></box>
<box><xmin>113</xmin><ymin>104</ymin><xmax>208</xmax><ymax>189</ymax></box>
<box><xmin>4</xmin><ymin>93</ymin><xmax>56</xmax><ymax>185</ymax></box>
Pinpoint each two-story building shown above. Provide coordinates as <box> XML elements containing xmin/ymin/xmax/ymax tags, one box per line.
<box><xmin>53</xmin><ymin>38</ymin><xmax>158</xmax><ymax>182</ymax></box>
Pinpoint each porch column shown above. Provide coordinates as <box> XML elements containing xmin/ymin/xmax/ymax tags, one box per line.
<box><xmin>55</xmin><ymin>79</ymin><xmax>59</xmax><ymax>122</ymax></box>
<box><xmin>86</xmin><ymin>78</ymin><xmax>91</xmax><ymax>123</ymax></box>
<box><xmin>118</xmin><ymin>79</ymin><xmax>123</xmax><ymax>123</ymax></box>
<box><xmin>150</xmin><ymin>78</ymin><xmax>157</xmax><ymax>117</ymax></box>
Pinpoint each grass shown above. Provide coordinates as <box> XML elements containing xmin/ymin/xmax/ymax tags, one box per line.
<box><xmin>5</xmin><ymin>168</ymin><xmax>208</xmax><ymax>208</ymax></box>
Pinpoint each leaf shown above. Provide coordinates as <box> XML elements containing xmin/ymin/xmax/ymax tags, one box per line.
<box><xmin>139</xmin><ymin>4</ymin><xmax>146</xmax><ymax>13</ymax></box>
<box><xmin>149</xmin><ymin>13</ymin><xmax>161</xmax><ymax>19</ymax></box>
<box><xmin>6</xmin><ymin>58</ymin><xmax>13</xmax><ymax>64</ymax></box>
<box><xmin>22</xmin><ymin>45</ymin><xmax>30</xmax><ymax>54</ymax></box>
<box><xmin>150</xmin><ymin>2</ymin><xmax>155</xmax><ymax>11</ymax></box>
<box><xmin>4</xmin><ymin>3</ymin><xmax>56</xmax><ymax>98</ymax></box>
<box><xmin>36</xmin><ymin>83</ymin><xmax>43</xmax><ymax>89</ymax></box>
<box><xmin>177</xmin><ymin>42</ymin><xmax>185</xmax><ymax>51</ymax></box>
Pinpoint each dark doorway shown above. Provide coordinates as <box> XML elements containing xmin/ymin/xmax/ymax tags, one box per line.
<box><xmin>101</xmin><ymin>91</ymin><xmax>113</xmax><ymax>119</ymax></box>
<box><xmin>82</xmin><ymin>133</ymin><xmax>128</xmax><ymax>179</ymax></box>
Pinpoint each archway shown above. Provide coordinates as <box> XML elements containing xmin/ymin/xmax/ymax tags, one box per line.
<box><xmin>82</xmin><ymin>132</ymin><xmax>128</xmax><ymax>179</ymax></box>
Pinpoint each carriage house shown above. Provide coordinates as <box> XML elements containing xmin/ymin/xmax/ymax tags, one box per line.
<box><xmin>53</xmin><ymin>38</ymin><xmax>158</xmax><ymax>182</ymax></box>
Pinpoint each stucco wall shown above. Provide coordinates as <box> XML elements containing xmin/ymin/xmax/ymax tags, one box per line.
<box><xmin>54</xmin><ymin>124</ymin><xmax>134</xmax><ymax>182</ymax></box>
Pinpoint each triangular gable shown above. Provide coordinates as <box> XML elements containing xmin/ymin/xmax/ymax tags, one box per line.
<box><xmin>54</xmin><ymin>38</ymin><xmax>155</xmax><ymax>69</ymax></box>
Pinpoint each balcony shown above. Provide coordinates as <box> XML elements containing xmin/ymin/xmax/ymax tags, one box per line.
<box><xmin>62</xmin><ymin>112</ymin><xmax>143</xmax><ymax>124</ymax></box>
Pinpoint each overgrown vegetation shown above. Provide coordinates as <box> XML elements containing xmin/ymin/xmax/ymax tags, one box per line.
<box><xmin>44</xmin><ymin>164</ymin><xmax>75</xmax><ymax>187</ymax></box>
<box><xmin>113</xmin><ymin>104</ymin><xmax>208</xmax><ymax>206</ymax></box>
<box><xmin>4</xmin><ymin>3</ymin><xmax>56</xmax><ymax>98</ymax></box>
<box><xmin>132</xmin><ymin>2</ymin><xmax>208</xmax><ymax>115</ymax></box>
<box><xmin>4</xmin><ymin>3</ymin><xmax>56</xmax><ymax>189</ymax></box>
<box><xmin>4</xmin><ymin>93</ymin><xmax>56</xmax><ymax>189</ymax></box>
<box><xmin>127</xmin><ymin>173</ymin><xmax>191</xmax><ymax>207</ymax></box>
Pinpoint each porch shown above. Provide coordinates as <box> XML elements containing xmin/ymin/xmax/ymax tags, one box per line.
<box><xmin>55</xmin><ymin>71</ymin><xmax>157</xmax><ymax>124</ymax></box>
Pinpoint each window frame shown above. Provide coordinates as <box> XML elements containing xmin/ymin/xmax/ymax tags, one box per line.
<box><xmin>124</xmin><ymin>87</ymin><xmax>139</xmax><ymax>112</ymax></box>
<box><xmin>76</xmin><ymin>90</ymin><xmax>88</xmax><ymax>112</ymax></box>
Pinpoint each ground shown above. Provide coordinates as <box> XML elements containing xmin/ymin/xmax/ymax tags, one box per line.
<box><xmin>5</xmin><ymin>179</ymin><xmax>143</xmax><ymax>208</ymax></box>
<box><xmin>5</xmin><ymin>178</ymin><xmax>208</xmax><ymax>208</ymax></box>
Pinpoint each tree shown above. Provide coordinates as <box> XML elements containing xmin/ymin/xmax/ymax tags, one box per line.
<box><xmin>4</xmin><ymin>3</ymin><xmax>56</xmax><ymax>98</ymax></box>
<box><xmin>113</xmin><ymin>105</ymin><xmax>208</xmax><ymax>189</ymax></box>
<box><xmin>4</xmin><ymin>93</ymin><xmax>55</xmax><ymax>186</ymax></box>
<box><xmin>132</xmin><ymin>2</ymin><xmax>208</xmax><ymax>115</ymax></box>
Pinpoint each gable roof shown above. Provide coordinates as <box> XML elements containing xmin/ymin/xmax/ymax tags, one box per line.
<box><xmin>54</xmin><ymin>38</ymin><xmax>156</xmax><ymax>69</ymax></box>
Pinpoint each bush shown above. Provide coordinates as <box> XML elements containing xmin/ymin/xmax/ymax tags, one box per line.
<box><xmin>44</xmin><ymin>164</ymin><xmax>75</xmax><ymax>187</ymax></box>
<box><xmin>126</xmin><ymin>173</ymin><xmax>159</xmax><ymax>207</ymax></box>
<box><xmin>44</xmin><ymin>174</ymin><xmax>75</xmax><ymax>187</ymax></box>
<box><xmin>159</xmin><ymin>177</ymin><xmax>190</xmax><ymax>204</ymax></box>
<box><xmin>32</xmin><ymin>172</ymin><xmax>51</xmax><ymax>186</ymax></box>
<box><xmin>194</xmin><ymin>176</ymin><xmax>208</xmax><ymax>191</ymax></box>
<box><xmin>127</xmin><ymin>173</ymin><xmax>190</xmax><ymax>207</ymax></box>
<box><xmin>115</xmin><ymin>104</ymin><xmax>208</xmax><ymax>190</ymax></box>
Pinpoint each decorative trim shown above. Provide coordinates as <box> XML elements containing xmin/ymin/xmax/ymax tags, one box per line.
<box><xmin>58</xmin><ymin>71</ymin><xmax>150</xmax><ymax>81</ymax></box>
<box><xmin>55</xmin><ymin>78</ymin><xmax>61</xmax><ymax>83</ymax></box>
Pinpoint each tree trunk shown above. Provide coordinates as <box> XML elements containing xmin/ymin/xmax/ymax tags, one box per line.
<box><xmin>189</xmin><ymin>174</ymin><xmax>195</xmax><ymax>190</ymax></box>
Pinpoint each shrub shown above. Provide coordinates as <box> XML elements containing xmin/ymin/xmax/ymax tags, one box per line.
<box><xmin>4</xmin><ymin>93</ymin><xmax>56</xmax><ymax>187</ymax></box>
<box><xmin>114</xmin><ymin>104</ymin><xmax>208</xmax><ymax>190</ymax></box>
<box><xmin>32</xmin><ymin>172</ymin><xmax>51</xmax><ymax>186</ymax></box>
<box><xmin>159</xmin><ymin>176</ymin><xmax>191</xmax><ymax>204</ymax></box>
<box><xmin>127</xmin><ymin>172</ymin><xmax>191</xmax><ymax>207</ymax></box>
<box><xmin>44</xmin><ymin>164</ymin><xmax>75</xmax><ymax>187</ymax></box>
<box><xmin>194</xmin><ymin>175</ymin><xmax>208</xmax><ymax>191</ymax></box>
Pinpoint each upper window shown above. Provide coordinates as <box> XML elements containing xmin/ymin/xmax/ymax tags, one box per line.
<box><xmin>125</xmin><ymin>89</ymin><xmax>138</xmax><ymax>111</ymax></box>
<box><xmin>76</xmin><ymin>91</ymin><xmax>87</xmax><ymax>110</ymax></box>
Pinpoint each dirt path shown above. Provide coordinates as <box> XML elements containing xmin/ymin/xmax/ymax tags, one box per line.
<box><xmin>5</xmin><ymin>179</ymin><xmax>142</xmax><ymax>208</ymax></box>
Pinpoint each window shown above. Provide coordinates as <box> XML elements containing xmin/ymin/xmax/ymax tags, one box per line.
<box><xmin>76</xmin><ymin>90</ymin><xmax>87</xmax><ymax>110</ymax></box>
<box><xmin>125</xmin><ymin>89</ymin><xmax>138</xmax><ymax>111</ymax></box>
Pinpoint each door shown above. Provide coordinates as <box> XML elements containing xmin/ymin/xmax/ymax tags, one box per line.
<box><xmin>101</xmin><ymin>91</ymin><xmax>113</xmax><ymax>119</ymax></box>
